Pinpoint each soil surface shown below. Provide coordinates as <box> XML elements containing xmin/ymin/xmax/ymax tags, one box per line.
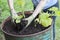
<box><xmin>3</xmin><ymin>19</ymin><xmax>49</xmax><ymax>35</ymax></box>
<box><xmin>2</xmin><ymin>12</ymin><xmax>50</xmax><ymax>35</ymax></box>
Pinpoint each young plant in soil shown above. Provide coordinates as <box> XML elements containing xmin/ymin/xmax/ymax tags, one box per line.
<box><xmin>35</xmin><ymin>7</ymin><xmax>60</xmax><ymax>27</ymax></box>
<box><xmin>14</xmin><ymin>0</ymin><xmax>26</xmax><ymax>23</ymax></box>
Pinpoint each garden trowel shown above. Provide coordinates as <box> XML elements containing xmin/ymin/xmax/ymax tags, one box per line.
<box><xmin>20</xmin><ymin>0</ymin><xmax>48</xmax><ymax>32</ymax></box>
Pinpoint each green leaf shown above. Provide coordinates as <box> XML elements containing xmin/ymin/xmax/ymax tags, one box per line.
<box><xmin>49</xmin><ymin>7</ymin><xmax>58</xmax><ymax>11</ymax></box>
<box><xmin>40</xmin><ymin>18</ymin><xmax>52</xmax><ymax>27</ymax></box>
<box><xmin>39</xmin><ymin>13</ymin><xmax>50</xmax><ymax>19</ymax></box>
<box><xmin>16</xmin><ymin>19</ymin><xmax>21</xmax><ymax>23</ymax></box>
<box><xmin>36</xmin><ymin>12</ymin><xmax>52</xmax><ymax>27</ymax></box>
<box><xmin>12</xmin><ymin>14</ymin><xmax>23</xmax><ymax>23</ymax></box>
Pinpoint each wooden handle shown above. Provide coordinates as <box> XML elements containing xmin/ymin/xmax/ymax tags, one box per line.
<box><xmin>28</xmin><ymin>0</ymin><xmax>47</xmax><ymax>20</ymax></box>
<box><xmin>32</xmin><ymin>0</ymin><xmax>47</xmax><ymax>17</ymax></box>
<box><xmin>8</xmin><ymin>0</ymin><xmax>17</xmax><ymax>16</ymax></box>
<box><xmin>8</xmin><ymin>0</ymin><xmax>14</xmax><ymax>9</ymax></box>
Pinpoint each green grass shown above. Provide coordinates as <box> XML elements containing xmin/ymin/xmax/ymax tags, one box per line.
<box><xmin>55</xmin><ymin>17</ymin><xmax>60</xmax><ymax>40</ymax></box>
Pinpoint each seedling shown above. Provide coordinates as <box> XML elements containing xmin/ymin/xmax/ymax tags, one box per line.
<box><xmin>12</xmin><ymin>0</ymin><xmax>26</xmax><ymax>23</ymax></box>
<box><xmin>35</xmin><ymin>7</ymin><xmax>60</xmax><ymax>27</ymax></box>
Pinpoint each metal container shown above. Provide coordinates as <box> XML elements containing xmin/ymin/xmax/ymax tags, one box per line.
<box><xmin>1</xmin><ymin>11</ymin><xmax>53</xmax><ymax>40</ymax></box>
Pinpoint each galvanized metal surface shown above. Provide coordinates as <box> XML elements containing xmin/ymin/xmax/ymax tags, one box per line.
<box><xmin>3</xmin><ymin>25</ymin><xmax>53</xmax><ymax>40</ymax></box>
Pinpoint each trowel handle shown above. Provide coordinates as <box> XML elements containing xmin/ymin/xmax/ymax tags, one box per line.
<box><xmin>8</xmin><ymin>0</ymin><xmax>17</xmax><ymax>16</ymax></box>
<box><xmin>31</xmin><ymin>0</ymin><xmax>47</xmax><ymax>19</ymax></box>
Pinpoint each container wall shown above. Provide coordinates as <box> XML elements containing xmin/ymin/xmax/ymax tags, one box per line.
<box><xmin>4</xmin><ymin>26</ymin><xmax>53</xmax><ymax>40</ymax></box>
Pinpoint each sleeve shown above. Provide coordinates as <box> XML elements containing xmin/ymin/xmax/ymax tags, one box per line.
<box><xmin>32</xmin><ymin>0</ymin><xmax>40</xmax><ymax>7</ymax></box>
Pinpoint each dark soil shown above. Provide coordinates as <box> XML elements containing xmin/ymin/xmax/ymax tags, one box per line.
<box><xmin>2</xmin><ymin>12</ymin><xmax>50</xmax><ymax>35</ymax></box>
<box><xmin>3</xmin><ymin>19</ymin><xmax>49</xmax><ymax>35</ymax></box>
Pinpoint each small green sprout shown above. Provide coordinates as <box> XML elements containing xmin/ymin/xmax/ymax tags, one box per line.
<box><xmin>13</xmin><ymin>15</ymin><xmax>23</xmax><ymax>23</ymax></box>
<box><xmin>14</xmin><ymin>0</ymin><xmax>26</xmax><ymax>23</ymax></box>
